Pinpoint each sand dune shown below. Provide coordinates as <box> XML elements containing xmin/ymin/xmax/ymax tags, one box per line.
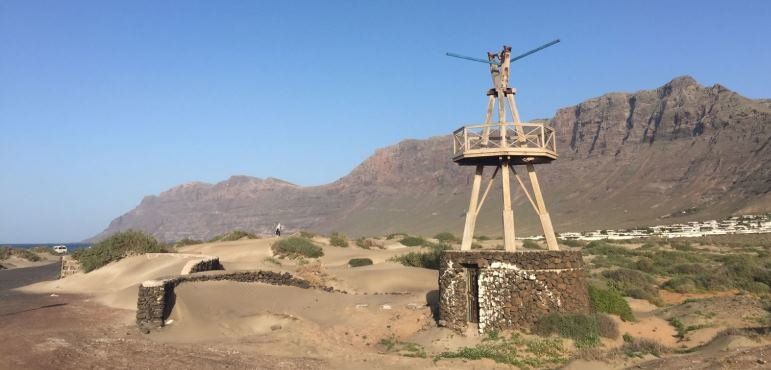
<box><xmin>18</xmin><ymin>253</ymin><xmax>207</xmax><ymax>310</ymax></box>
<box><xmin>154</xmin><ymin>281</ymin><xmax>432</xmax><ymax>343</ymax></box>
<box><xmin>178</xmin><ymin>238</ymin><xmax>277</xmax><ymax>270</ymax></box>
<box><xmin>326</xmin><ymin>263</ymin><xmax>437</xmax><ymax>294</ymax></box>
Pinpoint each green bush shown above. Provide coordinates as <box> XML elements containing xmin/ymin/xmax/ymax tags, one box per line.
<box><xmin>434</xmin><ymin>232</ymin><xmax>459</xmax><ymax>243</ymax></box>
<box><xmin>0</xmin><ymin>247</ymin><xmax>42</xmax><ymax>262</ymax></box>
<box><xmin>522</xmin><ymin>239</ymin><xmax>542</xmax><ymax>250</ymax></box>
<box><xmin>475</xmin><ymin>235</ymin><xmax>491</xmax><ymax>241</ymax></box>
<box><xmin>583</xmin><ymin>241</ymin><xmax>635</xmax><ymax>256</ymax></box>
<box><xmin>329</xmin><ymin>232</ymin><xmax>349</xmax><ymax>247</ymax></box>
<box><xmin>602</xmin><ymin>268</ymin><xmax>661</xmax><ymax>304</ymax></box>
<box><xmin>533</xmin><ymin>313</ymin><xmax>618</xmax><ymax>347</ymax></box>
<box><xmin>72</xmin><ymin>230</ymin><xmax>164</xmax><ymax>272</ymax></box>
<box><xmin>634</xmin><ymin>257</ymin><xmax>656</xmax><ymax>273</ymax></box>
<box><xmin>271</xmin><ymin>237</ymin><xmax>324</xmax><ymax>259</ymax></box>
<box><xmin>390</xmin><ymin>244</ymin><xmax>451</xmax><ymax>270</ymax></box>
<box><xmin>348</xmin><ymin>258</ymin><xmax>373</xmax><ymax>267</ymax></box>
<box><xmin>662</xmin><ymin>276</ymin><xmax>698</xmax><ymax>293</ymax></box>
<box><xmin>400</xmin><ymin>236</ymin><xmax>426</xmax><ymax>247</ymax></box>
<box><xmin>588</xmin><ymin>284</ymin><xmax>635</xmax><ymax>321</ymax></box>
<box><xmin>208</xmin><ymin>230</ymin><xmax>257</xmax><ymax>242</ymax></box>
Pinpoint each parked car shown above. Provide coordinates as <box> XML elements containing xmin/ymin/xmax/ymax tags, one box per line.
<box><xmin>52</xmin><ymin>245</ymin><xmax>68</xmax><ymax>254</ymax></box>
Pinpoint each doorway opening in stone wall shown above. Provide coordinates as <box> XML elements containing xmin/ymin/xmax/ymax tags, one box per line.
<box><xmin>462</xmin><ymin>263</ymin><xmax>480</xmax><ymax>325</ymax></box>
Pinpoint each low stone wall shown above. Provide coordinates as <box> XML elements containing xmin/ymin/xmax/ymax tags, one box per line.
<box><xmin>59</xmin><ymin>255</ymin><xmax>82</xmax><ymax>278</ymax></box>
<box><xmin>180</xmin><ymin>256</ymin><xmax>222</xmax><ymax>275</ymax></box>
<box><xmin>136</xmin><ymin>270</ymin><xmax>336</xmax><ymax>331</ymax></box>
<box><xmin>438</xmin><ymin>250</ymin><xmax>590</xmax><ymax>334</ymax></box>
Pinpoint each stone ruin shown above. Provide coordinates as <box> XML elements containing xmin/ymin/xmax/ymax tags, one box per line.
<box><xmin>438</xmin><ymin>250</ymin><xmax>590</xmax><ymax>334</ymax></box>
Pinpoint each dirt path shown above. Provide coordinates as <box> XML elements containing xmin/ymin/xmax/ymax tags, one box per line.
<box><xmin>633</xmin><ymin>344</ymin><xmax>770</xmax><ymax>369</ymax></box>
<box><xmin>0</xmin><ymin>293</ymin><xmax>325</xmax><ymax>369</ymax></box>
<box><xmin>0</xmin><ymin>263</ymin><xmax>325</xmax><ymax>369</ymax></box>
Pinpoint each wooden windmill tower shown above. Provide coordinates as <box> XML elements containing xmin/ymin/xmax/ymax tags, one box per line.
<box><xmin>447</xmin><ymin>40</ymin><xmax>561</xmax><ymax>251</ymax></box>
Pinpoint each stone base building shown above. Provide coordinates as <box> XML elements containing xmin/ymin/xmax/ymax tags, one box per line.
<box><xmin>438</xmin><ymin>250</ymin><xmax>590</xmax><ymax>334</ymax></box>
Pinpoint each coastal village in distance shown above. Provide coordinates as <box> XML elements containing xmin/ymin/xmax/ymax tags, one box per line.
<box><xmin>544</xmin><ymin>213</ymin><xmax>771</xmax><ymax>241</ymax></box>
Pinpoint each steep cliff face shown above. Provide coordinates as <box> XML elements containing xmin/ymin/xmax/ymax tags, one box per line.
<box><xmin>92</xmin><ymin>77</ymin><xmax>771</xmax><ymax>241</ymax></box>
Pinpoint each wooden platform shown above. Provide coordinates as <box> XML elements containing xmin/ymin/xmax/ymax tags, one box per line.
<box><xmin>452</xmin><ymin>122</ymin><xmax>558</xmax><ymax>166</ymax></box>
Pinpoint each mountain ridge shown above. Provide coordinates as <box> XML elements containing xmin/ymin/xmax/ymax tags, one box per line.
<box><xmin>91</xmin><ymin>76</ymin><xmax>771</xmax><ymax>242</ymax></box>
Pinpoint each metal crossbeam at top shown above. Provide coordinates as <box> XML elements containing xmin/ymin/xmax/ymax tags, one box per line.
<box><xmin>446</xmin><ymin>39</ymin><xmax>560</xmax><ymax>66</ymax></box>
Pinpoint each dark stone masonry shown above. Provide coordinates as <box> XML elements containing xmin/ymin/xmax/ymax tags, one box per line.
<box><xmin>136</xmin><ymin>270</ymin><xmax>337</xmax><ymax>331</ymax></box>
<box><xmin>59</xmin><ymin>255</ymin><xmax>82</xmax><ymax>278</ymax></box>
<box><xmin>438</xmin><ymin>250</ymin><xmax>590</xmax><ymax>334</ymax></box>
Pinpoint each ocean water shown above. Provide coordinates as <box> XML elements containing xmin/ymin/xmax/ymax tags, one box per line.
<box><xmin>2</xmin><ymin>243</ymin><xmax>91</xmax><ymax>251</ymax></box>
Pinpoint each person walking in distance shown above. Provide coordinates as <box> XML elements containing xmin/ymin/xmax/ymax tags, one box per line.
<box><xmin>275</xmin><ymin>223</ymin><xmax>282</xmax><ymax>237</ymax></box>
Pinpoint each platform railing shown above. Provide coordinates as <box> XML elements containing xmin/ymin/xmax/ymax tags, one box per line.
<box><xmin>453</xmin><ymin>122</ymin><xmax>556</xmax><ymax>157</ymax></box>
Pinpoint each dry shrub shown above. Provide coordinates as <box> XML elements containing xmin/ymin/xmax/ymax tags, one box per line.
<box><xmin>295</xmin><ymin>262</ymin><xmax>328</xmax><ymax>287</ymax></box>
<box><xmin>619</xmin><ymin>334</ymin><xmax>666</xmax><ymax>357</ymax></box>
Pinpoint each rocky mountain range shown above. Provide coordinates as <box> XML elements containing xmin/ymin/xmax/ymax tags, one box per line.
<box><xmin>92</xmin><ymin>76</ymin><xmax>771</xmax><ymax>242</ymax></box>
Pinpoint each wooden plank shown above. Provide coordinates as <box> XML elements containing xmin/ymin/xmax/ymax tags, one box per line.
<box><xmin>475</xmin><ymin>166</ymin><xmax>500</xmax><ymax>214</ymax></box>
<box><xmin>460</xmin><ymin>165</ymin><xmax>484</xmax><ymax>251</ymax></box>
<box><xmin>526</xmin><ymin>164</ymin><xmax>559</xmax><ymax>250</ymax></box>
<box><xmin>500</xmin><ymin>158</ymin><xmax>516</xmax><ymax>251</ymax></box>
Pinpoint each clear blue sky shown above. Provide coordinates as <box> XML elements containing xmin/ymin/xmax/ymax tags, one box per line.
<box><xmin>1</xmin><ymin>1</ymin><xmax>769</xmax><ymax>243</ymax></box>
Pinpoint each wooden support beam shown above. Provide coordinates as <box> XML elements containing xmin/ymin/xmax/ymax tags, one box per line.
<box><xmin>506</xmin><ymin>93</ymin><xmax>527</xmax><ymax>142</ymax></box>
<box><xmin>497</xmin><ymin>92</ymin><xmax>508</xmax><ymax>147</ymax></box>
<box><xmin>475</xmin><ymin>166</ymin><xmax>499</xmax><ymax>214</ymax></box>
<box><xmin>481</xmin><ymin>94</ymin><xmax>495</xmax><ymax>144</ymax></box>
<box><xmin>510</xmin><ymin>165</ymin><xmax>540</xmax><ymax>215</ymax></box>
<box><xmin>526</xmin><ymin>164</ymin><xmax>559</xmax><ymax>250</ymax></box>
<box><xmin>500</xmin><ymin>158</ymin><xmax>516</xmax><ymax>251</ymax></box>
<box><xmin>461</xmin><ymin>165</ymin><xmax>484</xmax><ymax>251</ymax></box>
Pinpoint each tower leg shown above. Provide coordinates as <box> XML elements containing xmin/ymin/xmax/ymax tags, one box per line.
<box><xmin>526</xmin><ymin>164</ymin><xmax>559</xmax><ymax>250</ymax></box>
<box><xmin>461</xmin><ymin>165</ymin><xmax>484</xmax><ymax>251</ymax></box>
<box><xmin>500</xmin><ymin>158</ymin><xmax>516</xmax><ymax>251</ymax></box>
<box><xmin>481</xmin><ymin>95</ymin><xmax>495</xmax><ymax>143</ymax></box>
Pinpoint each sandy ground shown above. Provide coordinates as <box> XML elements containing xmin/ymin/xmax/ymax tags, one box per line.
<box><xmin>4</xmin><ymin>236</ymin><xmax>770</xmax><ymax>369</ymax></box>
